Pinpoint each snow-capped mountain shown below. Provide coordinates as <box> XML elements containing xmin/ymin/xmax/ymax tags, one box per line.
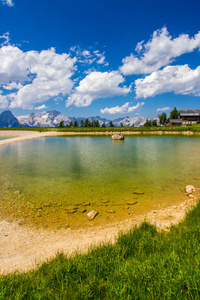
<box><xmin>17</xmin><ymin>110</ymin><xmax>71</xmax><ymax>127</ymax></box>
<box><xmin>17</xmin><ymin>111</ymin><xmax>147</xmax><ymax>127</ymax></box>
<box><xmin>0</xmin><ymin>110</ymin><xmax>148</xmax><ymax>127</ymax></box>
<box><xmin>113</xmin><ymin>116</ymin><xmax>146</xmax><ymax>127</ymax></box>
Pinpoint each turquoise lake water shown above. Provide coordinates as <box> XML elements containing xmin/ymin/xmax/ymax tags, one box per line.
<box><xmin>0</xmin><ymin>135</ymin><xmax>199</xmax><ymax>229</ymax></box>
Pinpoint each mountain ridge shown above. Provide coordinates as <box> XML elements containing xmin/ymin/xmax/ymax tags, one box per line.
<box><xmin>0</xmin><ymin>110</ymin><xmax>149</xmax><ymax>128</ymax></box>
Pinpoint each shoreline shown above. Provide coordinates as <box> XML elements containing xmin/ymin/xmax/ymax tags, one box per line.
<box><xmin>0</xmin><ymin>130</ymin><xmax>199</xmax><ymax>274</ymax></box>
<box><xmin>0</xmin><ymin>129</ymin><xmax>200</xmax><ymax>147</ymax></box>
<box><xmin>0</xmin><ymin>195</ymin><xmax>199</xmax><ymax>275</ymax></box>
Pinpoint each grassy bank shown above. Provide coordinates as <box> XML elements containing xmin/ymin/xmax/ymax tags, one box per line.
<box><xmin>1</xmin><ymin>201</ymin><xmax>200</xmax><ymax>299</ymax></box>
<box><xmin>0</xmin><ymin>124</ymin><xmax>200</xmax><ymax>133</ymax></box>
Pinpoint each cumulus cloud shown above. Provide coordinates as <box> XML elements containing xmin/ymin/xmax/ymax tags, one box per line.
<box><xmin>66</xmin><ymin>71</ymin><xmax>131</xmax><ymax>107</ymax></box>
<box><xmin>100</xmin><ymin>101</ymin><xmax>144</xmax><ymax>114</ymax></box>
<box><xmin>34</xmin><ymin>104</ymin><xmax>48</xmax><ymax>110</ymax></box>
<box><xmin>1</xmin><ymin>0</ymin><xmax>14</xmax><ymax>6</ymax></box>
<box><xmin>120</xmin><ymin>27</ymin><xmax>200</xmax><ymax>75</ymax></box>
<box><xmin>0</xmin><ymin>46</ymin><xmax>76</xmax><ymax>109</ymax></box>
<box><xmin>135</xmin><ymin>64</ymin><xmax>200</xmax><ymax>98</ymax></box>
<box><xmin>156</xmin><ymin>107</ymin><xmax>170</xmax><ymax>112</ymax></box>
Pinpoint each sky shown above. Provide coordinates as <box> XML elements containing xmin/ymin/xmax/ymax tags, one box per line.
<box><xmin>0</xmin><ymin>0</ymin><xmax>200</xmax><ymax>119</ymax></box>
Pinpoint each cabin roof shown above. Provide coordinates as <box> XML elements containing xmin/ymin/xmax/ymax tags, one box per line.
<box><xmin>180</xmin><ymin>109</ymin><xmax>200</xmax><ymax>116</ymax></box>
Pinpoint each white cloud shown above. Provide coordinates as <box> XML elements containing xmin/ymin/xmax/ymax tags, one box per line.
<box><xmin>0</xmin><ymin>46</ymin><xmax>76</xmax><ymax>109</ymax></box>
<box><xmin>82</xmin><ymin>50</ymin><xmax>91</xmax><ymax>57</ymax></box>
<box><xmin>156</xmin><ymin>107</ymin><xmax>170</xmax><ymax>112</ymax></box>
<box><xmin>70</xmin><ymin>46</ymin><xmax>108</xmax><ymax>66</ymax></box>
<box><xmin>2</xmin><ymin>0</ymin><xmax>14</xmax><ymax>6</ymax></box>
<box><xmin>135</xmin><ymin>64</ymin><xmax>200</xmax><ymax>98</ymax></box>
<box><xmin>101</xmin><ymin>102</ymin><xmax>129</xmax><ymax>114</ymax></box>
<box><xmin>3</xmin><ymin>81</ymin><xmax>23</xmax><ymax>90</ymax></box>
<box><xmin>128</xmin><ymin>101</ymin><xmax>145</xmax><ymax>112</ymax></box>
<box><xmin>94</xmin><ymin>50</ymin><xmax>108</xmax><ymax>65</ymax></box>
<box><xmin>120</xmin><ymin>27</ymin><xmax>200</xmax><ymax>75</ymax></box>
<box><xmin>100</xmin><ymin>101</ymin><xmax>144</xmax><ymax>114</ymax></box>
<box><xmin>0</xmin><ymin>92</ymin><xmax>8</xmax><ymax>108</ymax></box>
<box><xmin>0</xmin><ymin>32</ymin><xmax>10</xmax><ymax>46</ymax></box>
<box><xmin>34</xmin><ymin>104</ymin><xmax>48</xmax><ymax>110</ymax></box>
<box><xmin>66</xmin><ymin>71</ymin><xmax>131</xmax><ymax>107</ymax></box>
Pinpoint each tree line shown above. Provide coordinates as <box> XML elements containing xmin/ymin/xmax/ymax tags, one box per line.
<box><xmin>58</xmin><ymin>119</ymin><xmax>117</xmax><ymax>128</ymax></box>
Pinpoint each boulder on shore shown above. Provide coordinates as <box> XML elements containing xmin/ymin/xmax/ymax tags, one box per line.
<box><xmin>112</xmin><ymin>134</ymin><xmax>124</xmax><ymax>140</ymax></box>
<box><xmin>186</xmin><ymin>185</ymin><xmax>195</xmax><ymax>194</ymax></box>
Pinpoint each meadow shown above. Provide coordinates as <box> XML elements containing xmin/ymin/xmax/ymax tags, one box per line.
<box><xmin>0</xmin><ymin>123</ymin><xmax>200</xmax><ymax>133</ymax></box>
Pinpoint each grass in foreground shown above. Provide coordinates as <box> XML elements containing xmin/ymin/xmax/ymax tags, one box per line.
<box><xmin>1</xmin><ymin>201</ymin><xmax>200</xmax><ymax>299</ymax></box>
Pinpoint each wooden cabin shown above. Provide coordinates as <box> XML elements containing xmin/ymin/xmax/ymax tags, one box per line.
<box><xmin>179</xmin><ymin>109</ymin><xmax>200</xmax><ymax>122</ymax></box>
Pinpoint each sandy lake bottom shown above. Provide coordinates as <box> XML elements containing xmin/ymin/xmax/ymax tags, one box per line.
<box><xmin>0</xmin><ymin>135</ymin><xmax>199</xmax><ymax>230</ymax></box>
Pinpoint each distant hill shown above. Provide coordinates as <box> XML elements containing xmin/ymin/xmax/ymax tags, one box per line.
<box><xmin>0</xmin><ymin>109</ymin><xmax>149</xmax><ymax>128</ymax></box>
<box><xmin>0</xmin><ymin>110</ymin><xmax>20</xmax><ymax>128</ymax></box>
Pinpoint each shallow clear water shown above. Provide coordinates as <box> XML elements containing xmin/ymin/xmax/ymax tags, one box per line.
<box><xmin>0</xmin><ymin>137</ymin><xmax>11</xmax><ymax>140</ymax></box>
<box><xmin>0</xmin><ymin>136</ymin><xmax>199</xmax><ymax>229</ymax></box>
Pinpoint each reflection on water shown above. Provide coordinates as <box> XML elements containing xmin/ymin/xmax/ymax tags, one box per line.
<box><xmin>0</xmin><ymin>136</ymin><xmax>199</xmax><ymax>229</ymax></box>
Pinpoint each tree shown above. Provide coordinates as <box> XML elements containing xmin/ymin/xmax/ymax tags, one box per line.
<box><xmin>109</xmin><ymin>121</ymin><xmax>114</xmax><ymax>127</ymax></box>
<box><xmin>80</xmin><ymin>120</ymin><xmax>84</xmax><ymax>127</ymax></box>
<box><xmin>152</xmin><ymin>119</ymin><xmax>157</xmax><ymax>127</ymax></box>
<box><xmin>58</xmin><ymin>120</ymin><xmax>65</xmax><ymax>128</ymax></box>
<box><xmin>84</xmin><ymin>118</ymin><xmax>89</xmax><ymax>127</ymax></box>
<box><xmin>73</xmin><ymin>120</ymin><xmax>78</xmax><ymax>127</ymax></box>
<box><xmin>101</xmin><ymin>122</ymin><xmax>106</xmax><ymax>128</ymax></box>
<box><xmin>159</xmin><ymin>112</ymin><xmax>167</xmax><ymax>125</ymax></box>
<box><xmin>69</xmin><ymin>121</ymin><xmax>73</xmax><ymax>128</ymax></box>
<box><xmin>144</xmin><ymin>119</ymin><xmax>152</xmax><ymax>127</ymax></box>
<box><xmin>170</xmin><ymin>107</ymin><xmax>180</xmax><ymax>119</ymax></box>
<box><xmin>94</xmin><ymin>120</ymin><xmax>100</xmax><ymax>127</ymax></box>
<box><xmin>120</xmin><ymin>122</ymin><xmax>123</xmax><ymax>127</ymax></box>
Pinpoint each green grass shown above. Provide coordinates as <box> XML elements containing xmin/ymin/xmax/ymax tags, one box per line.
<box><xmin>1</xmin><ymin>123</ymin><xmax>200</xmax><ymax>133</ymax></box>
<box><xmin>1</xmin><ymin>201</ymin><xmax>200</xmax><ymax>299</ymax></box>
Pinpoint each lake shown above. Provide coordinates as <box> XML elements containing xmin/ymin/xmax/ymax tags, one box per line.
<box><xmin>0</xmin><ymin>135</ymin><xmax>199</xmax><ymax>229</ymax></box>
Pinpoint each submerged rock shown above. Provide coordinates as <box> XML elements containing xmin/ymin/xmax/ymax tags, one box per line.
<box><xmin>133</xmin><ymin>190</ymin><xmax>144</xmax><ymax>195</ymax></box>
<box><xmin>186</xmin><ymin>185</ymin><xmax>195</xmax><ymax>194</ymax></box>
<box><xmin>112</xmin><ymin>134</ymin><xmax>124</xmax><ymax>140</ymax></box>
<box><xmin>87</xmin><ymin>210</ymin><xmax>98</xmax><ymax>220</ymax></box>
<box><xmin>127</xmin><ymin>201</ymin><xmax>138</xmax><ymax>205</ymax></box>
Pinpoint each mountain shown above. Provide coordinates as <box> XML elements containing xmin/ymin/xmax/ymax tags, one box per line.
<box><xmin>17</xmin><ymin>111</ymin><xmax>147</xmax><ymax>127</ymax></box>
<box><xmin>0</xmin><ymin>110</ymin><xmax>20</xmax><ymax>128</ymax></box>
<box><xmin>113</xmin><ymin>116</ymin><xmax>146</xmax><ymax>127</ymax></box>
<box><xmin>17</xmin><ymin>110</ymin><xmax>71</xmax><ymax>127</ymax></box>
<box><xmin>0</xmin><ymin>109</ymin><xmax>148</xmax><ymax>128</ymax></box>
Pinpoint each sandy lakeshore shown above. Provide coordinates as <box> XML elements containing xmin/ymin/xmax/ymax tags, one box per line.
<box><xmin>0</xmin><ymin>130</ymin><xmax>199</xmax><ymax>274</ymax></box>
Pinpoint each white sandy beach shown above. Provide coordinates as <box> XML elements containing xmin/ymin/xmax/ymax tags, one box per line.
<box><xmin>0</xmin><ymin>130</ymin><xmax>199</xmax><ymax>274</ymax></box>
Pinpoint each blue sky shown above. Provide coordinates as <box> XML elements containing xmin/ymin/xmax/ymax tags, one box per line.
<box><xmin>0</xmin><ymin>0</ymin><xmax>200</xmax><ymax>119</ymax></box>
